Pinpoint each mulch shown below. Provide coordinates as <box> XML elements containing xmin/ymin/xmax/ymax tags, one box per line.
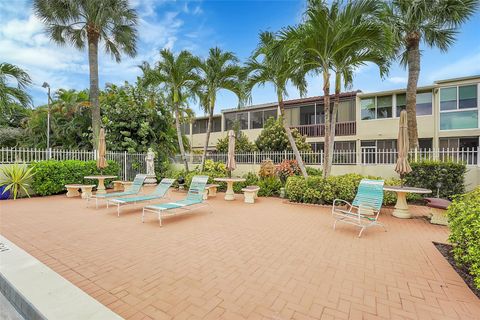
<box><xmin>433</xmin><ymin>242</ymin><xmax>480</xmax><ymax>299</ymax></box>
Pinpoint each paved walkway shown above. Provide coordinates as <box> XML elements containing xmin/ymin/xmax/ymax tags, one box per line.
<box><xmin>1</xmin><ymin>190</ymin><xmax>479</xmax><ymax>320</ymax></box>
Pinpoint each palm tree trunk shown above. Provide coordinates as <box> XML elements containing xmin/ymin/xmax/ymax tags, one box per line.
<box><xmin>326</xmin><ymin>72</ymin><xmax>341</xmax><ymax>177</ymax></box>
<box><xmin>322</xmin><ymin>70</ymin><xmax>332</xmax><ymax>178</ymax></box>
<box><xmin>87</xmin><ymin>33</ymin><xmax>100</xmax><ymax>147</ymax></box>
<box><xmin>277</xmin><ymin>92</ymin><xmax>308</xmax><ymax>178</ymax></box>
<box><xmin>175</xmin><ymin>107</ymin><xmax>189</xmax><ymax>172</ymax></box>
<box><xmin>406</xmin><ymin>33</ymin><xmax>420</xmax><ymax>149</ymax></box>
<box><xmin>200</xmin><ymin>99</ymin><xmax>215</xmax><ymax>171</ymax></box>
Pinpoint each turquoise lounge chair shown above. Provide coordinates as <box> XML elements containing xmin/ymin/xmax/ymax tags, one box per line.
<box><xmin>89</xmin><ymin>174</ymin><xmax>146</xmax><ymax>208</ymax></box>
<box><xmin>332</xmin><ymin>179</ymin><xmax>386</xmax><ymax>237</ymax></box>
<box><xmin>142</xmin><ymin>175</ymin><xmax>210</xmax><ymax>226</ymax></box>
<box><xmin>107</xmin><ymin>178</ymin><xmax>175</xmax><ymax>216</ymax></box>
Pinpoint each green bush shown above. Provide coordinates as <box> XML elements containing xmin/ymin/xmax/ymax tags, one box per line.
<box><xmin>306</xmin><ymin>167</ymin><xmax>322</xmax><ymax>176</ymax></box>
<box><xmin>406</xmin><ymin>161</ymin><xmax>466</xmax><ymax>199</ymax></box>
<box><xmin>285</xmin><ymin>176</ymin><xmax>307</xmax><ymax>202</ymax></box>
<box><xmin>255</xmin><ymin>117</ymin><xmax>311</xmax><ymax>152</ymax></box>
<box><xmin>31</xmin><ymin>160</ymin><xmax>119</xmax><ymax>196</ymax></box>
<box><xmin>233</xmin><ymin>172</ymin><xmax>259</xmax><ymax>193</ymax></box>
<box><xmin>448</xmin><ymin>187</ymin><xmax>480</xmax><ymax>289</ymax></box>
<box><xmin>257</xmin><ymin>177</ymin><xmax>283</xmax><ymax>197</ymax></box>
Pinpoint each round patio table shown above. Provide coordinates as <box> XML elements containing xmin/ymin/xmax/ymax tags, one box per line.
<box><xmin>84</xmin><ymin>175</ymin><xmax>117</xmax><ymax>195</ymax></box>
<box><xmin>383</xmin><ymin>186</ymin><xmax>432</xmax><ymax>219</ymax></box>
<box><xmin>214</xmin><ymin>177</ymin><xmax>246</xmax><ymax>201</ymax></box>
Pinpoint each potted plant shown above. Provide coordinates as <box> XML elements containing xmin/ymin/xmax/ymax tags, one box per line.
<box><xmin>0</xmin><ymin>163</ymin><xmax>35</xmax><ymax>200</ymax></box>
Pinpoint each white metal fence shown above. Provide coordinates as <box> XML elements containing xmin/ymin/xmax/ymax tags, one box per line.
<box><xmin>0</xmin><ymin>147</ymin><xmax>147</xmax><ymax>181</ymax></box>
<box><xmin>177</xmin><ymin>147</ymin><xmax>479</xmax><ymax>166</ymax></box>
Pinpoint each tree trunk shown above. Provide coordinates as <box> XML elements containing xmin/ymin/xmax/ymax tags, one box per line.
<box><xmin>322</xmin><ymin>70</ymin><xmax>332</xmax><ymax>178</ymax></box>
<box><xmin>326</xmin><ymin>72</ymin><xmax>341</xmax><ymax>177</ymax></box>
<box><xmin>175</xmin><ymin>107</ymin><xmax>189</xmax><ymax>172</ymax></box>
<box><xmin>278</xmin><ymin>92</ymin><xmax>308</xmax><ymax>178</ymax></box>
<box><xmin>87</xmin><ymin>32</ymin><xmax>100</xmax><ymax>147</ymax></box>
<box><xmin>200</xmin><ymin>98</ymin><xmax>215</xmax><ymax>171</ymax></box>
<box><xmin>406</xmin><ymin>33</ymin><xmax>420</xmax><ymax>149</ymax></box>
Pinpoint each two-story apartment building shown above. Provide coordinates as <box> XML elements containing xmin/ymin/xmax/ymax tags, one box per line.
<box><xmin>184</xmin><ymin>75</ymin><xmax>480</xmax><ymax>159</ymax></box>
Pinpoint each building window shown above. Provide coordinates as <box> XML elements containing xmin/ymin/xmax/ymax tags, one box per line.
<box><xmin>396</xmin><ymin>91</ymin><xmax>433</xmax><ymax>117</ymax></box>
<box><xmin>250</xmin><ymin>109</ymin><xmax>277</xmax><ymax>129</ymax></box>
<box><xmin>180</xmin><ymin>122</ymin><xmax>190</xmax><ymax>135</ymax></box>
<box><xmin>439</xmin><ymin>137</ymin><xmax>479</xmax><ymax>149</ymax></box>
<box><xmin>361</xmin><ymin>98</ymin><xmax>376</xmax><ymax>120</ymax></box>
<box><xmin>224</xmin><ymin>112</ymin><xmax>248</xmax><ymax>131</ymax></box>
<box><xmin>192</xmin><ymin>119</ymin><xmax>207</xmax><ymax>134</ymax></box>
<box><xmin>418</xmin><ymin>138</ymin><xmax>433</xmax><ymax>149</ymax></box>
<box><xmin>376</xmin><ymin>96</ymin><xmax>393</xmax><ymax>119</ymax></box>
<box><xmin>361</xmin><ymin>139</ymin><xmax>396</xmax><ymax>164</ymax></box>
<box><xmin>440</xmin><ymin>85</ymin><xmax>478</xmax><ymax>130</ymax></box>
<box><xmin>300</xmin><ymin>105</ymin><xmax>316</xmax><ymax>125</ymax></box>
<box><xmin>212</xmin><ymin>117</ymin><xmax>221</xmax><ymax>132</ymax></box>
<box><xmin>439</xmin><ymin>136</ymin><xmax>478</xmax><ymax>165</ymax></box>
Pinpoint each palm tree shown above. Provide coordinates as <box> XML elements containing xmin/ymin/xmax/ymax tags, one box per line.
<box><xmin>0</xmin><ymin>62</ymin><xmax>32</xmax><ymax>108</ymax></box>
<box><xmin>245</xmin><ymin>31</ymin><xmax>309</xmax><ymax>177</ymax></box>
<box><xmin>140</xmin><ymin>49</ymin><xmax>200</xmax><ymax>172</ymax></box>
<box><xmin>281</xmin><ymin>0</ymin><xmax>392</xmax><ymax>177</ymax></box>
<box><xmin>197</xmin><ymin>48</ymin><xmax>244</xmax><ymax>172</ymax></box>
<box><xmin>385</xmin><ymin>0</ymin><xmax>478</xmax><ymax>149</ymax></box>
<box><xmin>34</xmin><ymin>0</ymin><xmax>138</xmax><ymax>145</ymax></box>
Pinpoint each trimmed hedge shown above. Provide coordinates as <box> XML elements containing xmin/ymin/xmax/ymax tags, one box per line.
<box><xmin>31</xmin><ymin>160</ymin><xmax>120</xmax><ymax>196</ymax></box>
<box><xmin>285</xmin><ymin>174</ymin><xmax>419</xmax><ymax>206</ymax></box>
<box><xmin>405</xmin><ymin>161</ymin><xmax>466</xmax><ymax>199</ymax></box>
<box><xmin>448</xmin><ymin>187</ymin><xmax>480</xmax><ymax>288</ymax></box>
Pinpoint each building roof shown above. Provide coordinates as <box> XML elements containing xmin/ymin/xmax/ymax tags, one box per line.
<box><xmin>434</xmin><ymin>75</ymin><xmax>480</xmax><ymax>84</ymax></box>
<box><xmin>222</xmin><ymin>90</ymin><xmax>360</xmax><ymax>113</ymax></box>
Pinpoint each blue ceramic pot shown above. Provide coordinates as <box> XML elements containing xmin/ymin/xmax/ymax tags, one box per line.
<box><xmin>0</xmin><ymin>185</ymin><xmax>10</xmax><ymax>200</ymax></box>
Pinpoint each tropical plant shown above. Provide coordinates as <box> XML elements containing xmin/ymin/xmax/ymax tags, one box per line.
<box><xmin>141</xmin><ymin>49</ymin><xmax>200</xmax><ymax>172</ymax></box>
<box><xmin>281</xmin><ymin>0</ymin><xmax>393</xmax><ymax>177</ymax></box>
<box><xmin>34</xmin><ymin>0</ymin><xmax>139</xmax><ymax>146</ymax></box>
<box><xmin>216</xmin><ymin>123</ymin><xmax>257</xmax><ymax>153</ymax></box>
<box><xmin>255</xmin><ymin>117</ymin><xmax>311</xmax><ymax>152</ymax></box>
<box><xmin>245</xmin><ymin>31</ymin><xmax>309</xmax><ymax>177</ymax></box>
<box><xmin>0</xmin><ymin>163</ymin><xmax>35</xmax><ymax>199</ymax></box>
<box><xmin>196</xmin><ymin>47</ymin><xmax>244</xmax><ymax>171</ymax></box>
<box><xmin>0</xmin><ymin>62</ymin><xmax>32</xmax><ymax>108</ymax></box>
<box><xmin>276</xmin><ymin>159</ymin><xmax>300</xmax><ymax>183</ymax></box>
<box><xmin>384</xmin><ymin>0</ymin><xmax>479</xmax><ymax>148</ymax></box>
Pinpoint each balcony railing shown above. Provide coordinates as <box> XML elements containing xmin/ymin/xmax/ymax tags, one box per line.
<box><xmin>290</xmin><ymin>121</ymin><xmax>356</xmax><ymax>137</ymax></box>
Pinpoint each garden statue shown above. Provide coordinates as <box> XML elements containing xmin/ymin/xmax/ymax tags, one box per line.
<box><xmin>259</xmin><ymin>159</ymin><xmax>275</xmax><ymax>178</ymax></box>
<box><xmin>144</xmin><ymin>148</ymin><xmax>157</xmax><ymax>185</ymax></box>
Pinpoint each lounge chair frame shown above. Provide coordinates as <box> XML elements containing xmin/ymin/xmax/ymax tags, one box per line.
<box><xmin>141</xmin><ymin>176</ymin><xmax>211</xmax><ymax>226</ymax></box>
<box><xmin>106</xmin><ymin>178</ymin><xmax>175</xmax><ymax>216</ymax></box>
<box><xmin>88</xmin><ymin>174</ymin><xmax>147</xmax><ymax>208</ymax></box>
<box><xmin>332</xmin><ymin>179</ymin><xmax>386</xmax><ymax>237</ymax></box>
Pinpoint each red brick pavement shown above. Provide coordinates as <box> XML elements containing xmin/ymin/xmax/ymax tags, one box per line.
<box><xmin>1</xmin><ymin>190</ymin><xmax>479</xmax><ymax>320</ymax></box>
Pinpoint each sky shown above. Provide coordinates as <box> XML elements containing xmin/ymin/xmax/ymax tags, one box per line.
<box><xmin>1</xmin><ymin>0</ymin><xmax>480</xmax><ymax>115</ymax></box>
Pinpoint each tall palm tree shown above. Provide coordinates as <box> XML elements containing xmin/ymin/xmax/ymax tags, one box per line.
<box><xmin>0</xmin><ymin>62</ymin><xmax>32</xmax><ymax>108</ymax></box>
<box><xmin>245</xmin><ymin>31</ymin><xmax>309</xmax><ymax>177</ymax></box>
<box><xmin>140</xmin><ymin>49</ymin><xmax>200</xmax><ymax>172</ymax></box>
<box><xmin>385</xmin><ymin>0</ymin><xmax>478</xmax><ymax>149</ymax></box>
<box><xmin>34</xmin><ymin>0</ymin><xmax>138</xmax><ymax>145</ymax></box>
<box><xmin>197</xmin><ymin>47</ymin><xmax>244</xmax><ymax>171</ymax></box>
<box><xmin>281</xmin><ymin>0</ymin><xmax>392</xmax><ymax>177</ymax></box>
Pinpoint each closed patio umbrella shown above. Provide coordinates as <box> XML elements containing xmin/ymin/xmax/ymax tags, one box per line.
<box><xmin>226</xmin><ymin>130</ymin><xmax>236</xmax><ymax>178</ymax></box>
<box><xmin>395</xmin><ymin>110</ymin><xmax>412</xmax><ymax>184</ymax></box>
<box><xmin>97</xmin><ymin>128</ymin><xmax>108</xmax><ymax>172</ymax></box>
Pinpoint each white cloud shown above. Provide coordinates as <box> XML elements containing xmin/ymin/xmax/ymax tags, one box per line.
<box><xmin>427</xmin><ymin>51</ymin><xmax>480</xmax><ymax>82</ymax></box>
<box><xmin>387</xmin><ymin>76</ymin><xmax>408</xmax><ymax>84</ymax></box>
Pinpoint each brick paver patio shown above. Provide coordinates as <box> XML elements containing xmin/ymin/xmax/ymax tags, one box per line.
<box><xmin>1</xmin><ymin>189</ymin><xmax>479</xmax><ymax>320</ymax></box>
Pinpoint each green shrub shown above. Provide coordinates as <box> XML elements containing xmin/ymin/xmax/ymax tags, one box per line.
<box><xmin>306</xmin><ymin>167</ymin><xmax>322</xmax><ymax>176</ymax></box>
<box><xmin>31</xmin><ymin>160</ymin><xmax>119</xmax><ymax>196</ymax></box>
<box><xmin>406</xmin><ymin>161</ymin><xmax>466</xmax><ymax>199</ymax></box>
<box><xmin>233</xmin><ymin>172</ymin><xmax>259</xmax><ymax>193</ymax></box>
<box><xmin>255</xmin><ymin>117</ymin><xmax>311</xmax><ymax>152</ymax></box>
<box><xmin>285</xmin><ymin>176</ymin><xmax>307</xmax><ymax>202</ymax></box>
<box><xmin>257</xmin><ymin>177</ymin><xmax>283</xmax><ymax>197</ymax></box>
<box><xmin>447</xmin><ymin>187</ymin><xmax>480</xmax><ymax>289</ymax></box>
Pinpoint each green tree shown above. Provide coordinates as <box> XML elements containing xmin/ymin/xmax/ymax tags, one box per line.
<box><xmin>255</xmin><ymin>117</ymin><xmax>311</xmax><ymax>152</ymax></box>
<box><xmin>34</xmin><ymin>0</ymin><xmax>139</xmax><ymax>146</ymax></box>
<box><xmin>384</xmin><ymin>0</ymin><xmax>478</xmax><ymax>149</ymax></box>
<box><xmin>245</xmin><ymin>31</ymin><xmax>309</xmax><ymax>177</ymax></box>
<box><xmin>216</xmin><ymin>123</ymin><xmax>257</xmax><ymax>153</ymax></box>
<box><xmin>140</xmin><ymin>49</ymin><xmax>200</xmax><ymax>172</ymax></box>
<box><xmin>0</xmin><ymin>62</ymin><xmax>32</xmax><ymax>108</ymax></box>
<box><xmin>196</xmin><ymin>47</ymin><xmax>244</xmax><ymax>171</ymax></box>
<box><xmin>281</xmin><ymin>0</ymin><xmax>392</xmax><ymax>177</ymax></box>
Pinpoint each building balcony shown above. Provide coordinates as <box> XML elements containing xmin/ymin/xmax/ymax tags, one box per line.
<box><xmin>290</xmin><ymin>121</ymin><xmax>356</xmax><ymax>137</ymax></box>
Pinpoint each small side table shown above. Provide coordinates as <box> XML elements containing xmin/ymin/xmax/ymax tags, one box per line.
<box><xmin>213</xmin><ymin>177</ymin><xmax>246</xmax><ymax>201</ymax></box>
<box><xmin>383</xmin><ymin>186</ymin><xmax>432</xmax><ymax>219</ymax></box>
<box><xmin>84</xmin><ymin>175</ymin><xmax>117</xmax><ymax>195</ymax></box>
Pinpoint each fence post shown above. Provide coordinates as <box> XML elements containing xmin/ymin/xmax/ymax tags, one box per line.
<box><xmin>414</xmin><ymin>148</ymin><xmax>418</xmax><ymax>162</ymax></box>
<box><xmin>253</xmin><ymin>151</ymin><xmax>257</xmax><ymax>165</ymax></box>
<box><xmin>48</xmin><ymin>147</ymin><xmax>52</xmax><ymax>159</ymax></box>
<box><xmin>477</xmin><ymin>147</ymin><xmax>480</xmax><ymax>167</ymax></box>
<box><xmin>124</xmin><ymin>151</ymin><xmax>127</xmax><ymax>181</ymax></box>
